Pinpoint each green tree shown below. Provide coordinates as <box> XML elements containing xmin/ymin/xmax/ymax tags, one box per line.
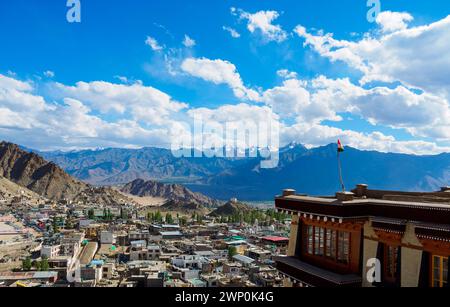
<box><xmin>228</xmin><ymin>246</ymin><xmax>237</xmax><ymax>259</ymax></box>
<box><xmin>52</xmin><ymin>218</ymin><xmax>60</xmax><ymax>233</ymax></box>
<box><xmin>88</xmin><ymin>208</ymin><xmax>95</xmax><ymax>220</ymax></box>
<box><xmin>154</xmin><ymin>211</ymin><xmax>163</xmax><ymax>223</ymax></box>
<box><xmin>22</xmin><ymin>257</ymin><xmax>32</xmax><ymax>271</ymax></box>
<box><xmin>39</xmin><ymin>257</ymin><xmax>49</xmax><ymax>271</ymax></box>
<box><xmin>165</xmin><ymin>213</ymin><xmax>174</xmax><ymax>224</ymax></box>
<box><xmin>179</xmin><ymin>216</ymin><xmax>187</xmax><ymax>226</ymax></box>
<box><xmin>147</xmin><ymin>212</ymin><xmax>154</xmax><ymax>222</ymax></box>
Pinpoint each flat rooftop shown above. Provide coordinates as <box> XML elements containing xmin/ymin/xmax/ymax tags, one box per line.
<box><xmin>275</xmin><ymin>185</ymin><xmax>450</xmax><ymax>227</ymax></box>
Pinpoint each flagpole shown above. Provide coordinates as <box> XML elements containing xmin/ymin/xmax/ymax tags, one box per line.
<box><xmin>337</xmin><ymin>151</ymin><xmax>346</xmax><ymax>193</ymax></box>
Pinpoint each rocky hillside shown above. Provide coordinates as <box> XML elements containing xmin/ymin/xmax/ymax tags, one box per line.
<box><xmin>121</xmin><ymin>179</ymin><xmax>220</xmax><ymax>208</ymax></box>
<box><xmin>0</xmin><ymin>142</ymin><xmax>88</xmax><ymax>200</ymax></box>
<box><xmin>0</xmin><ymin>142</ymin><xmax>133</xmax><ymax>205</ymax></box>
<box><xmin>209</xmin><ymin>199</ymin><xmax>252</xmax><ymax>217</ymax></box>
<box><xmin>160</xmin><ymin>200</ymin><xmax>210</xmax><ymax>215</ymax></box>
<box><xmin>0</xmin><ymin>175</ymin><xmax>43</xmax><ymax>200</ymax></box>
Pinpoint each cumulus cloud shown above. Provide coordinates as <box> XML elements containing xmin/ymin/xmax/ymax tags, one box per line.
<box><xmin>260</xmin><ymin>74</ymin><xmax>450</xmax><ymax>140</ymax></box>
<box><xmin>262</xmin><ymin>79</ymin><xmax>312</xmax><ymax>119</ymax></box>
<box><xmin>1</xmin><ymin>72</ymin><xmax>449</xmax><ymax>155</ymax></box>
<box><xmin>376</xmin><ymin>11</ymin><xmax>414</xmax><ymax>33</ymax></box>
<box><xmin>294</xmin><ymin>14</ymin><xmax>450</xmax><ymax>97</ymax></box>
<box><xmin>0</xmin><ymin>74</ymin><xmax>180</xmax><ymax>150</ymax></box>
<box><xmin>234</xmin><ymin>8</ymin><xmax>287</xmax><ymax>43</ymax></box>
<box><xmin>292</xmin><ymin>13</ymin><xmax>450</xmax><ymax>144</ymax></box>
<box><xmin>184</xmin><ymin>103</ymin><xmax>280</xmax><ymax>152</ymax></box>
<box><xmin>312</xmin><ymin>76</ymin><xmax>450</xmax><ymax>139</ymax></box>
<box><xmin>50</xmin><ymin>80</ymin><xmax>188</xmax><ymax>126</ymax></box>
<box><xmin>181</xmin><ymin>57</ymin><xmax>261</xmax><ymax>101</ymax></box>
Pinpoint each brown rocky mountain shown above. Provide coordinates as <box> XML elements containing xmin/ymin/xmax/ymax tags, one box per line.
<box><xmin>120</xmin><ymin>178</ymin><xmax>220</xmax><ymax>208</ymax></box>
<box><xmin>0</xmin><ymin>175</ymin><xmax>42</xmax><ymax>201</ymax></box>
<box><xmin>160</xmin><ymin>200</ymin><xmax>210</xmax><ymax>215</ymax></box>
<box><xmin>209</xmin><ymin>199</ymin><xmax>252</xmax><ymax>217</ymax></box>
<box><xmin>0</xmin><ymin>142</ymin><xmax>133</xmax><ymax>205</ymax></box>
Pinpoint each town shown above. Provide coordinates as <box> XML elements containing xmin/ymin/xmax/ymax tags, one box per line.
<box><xmin>0</xmin><ymin>190</ymin><xmax>290</xmax><ymax>287</ymax></box>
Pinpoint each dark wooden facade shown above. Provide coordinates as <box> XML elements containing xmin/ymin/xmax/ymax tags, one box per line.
<box><xmin>274</xmin><ymin>186</ymin><xmax>450</xmax><ymax>288</ymax></box>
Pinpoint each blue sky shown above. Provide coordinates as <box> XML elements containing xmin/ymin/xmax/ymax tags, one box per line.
<box><xmin>0</xmin><ymin>0</ymin><xmax>449</xmax><ymax>154</ymax></box>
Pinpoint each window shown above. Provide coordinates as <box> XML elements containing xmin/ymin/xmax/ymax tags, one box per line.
<box><xmin>315</xmin><ymin>227</ymin><xmax>325</xmax><ymax>256</ymax></box>
<box><xmin>338</xmin><ymin>232</ymin><xmax>350</xmax><ymax>264</ymax></box>
<box><xmin>432</xmin><ymin>255</ymin><xmax>448</xmax><ymax>288</ymax></box>
<box><xmin>383</xmin><ymin>245</ymin><xmax>399</xmax><ymax>283</ymax></box>
<box><xmin>304</xmin><ymin>225</ymin><xmax>350</xmax><ymax>265</ymax></box>
<box><xmin>325</xmin><ymin>229</ymin><xmax>337</xmax><ymax>259</ymax></box>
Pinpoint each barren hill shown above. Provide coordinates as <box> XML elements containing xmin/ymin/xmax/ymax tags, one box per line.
<box><xmin>121</xmin><ymin>178</ymin><xmax>220</xmax><ymax>208</ymax></box>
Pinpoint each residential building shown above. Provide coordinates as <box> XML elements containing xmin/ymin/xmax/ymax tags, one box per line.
<box><xmin>274</xmin><ymin>185</ymin><xmax>450</xmax><ymax>287</ymax></box>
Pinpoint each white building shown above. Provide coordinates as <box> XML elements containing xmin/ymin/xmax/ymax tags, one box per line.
<box><xmin>171</xmin><ymin>255</ymin><xmax>207</xmax><ymax>270</ymax></box>
<box><xmin>41</xmin><ymin>245</ymin><xmax>61</xmax><ymax>259</ymax></box>
<box><xmin>100</xmin><ymin>231</ymin><xmax>115</xmax><ymax>244</ymax></box>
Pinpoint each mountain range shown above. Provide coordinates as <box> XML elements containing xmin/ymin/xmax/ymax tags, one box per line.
<box><xmin>35</xmin><ymin>143</ymin><xmax>450</xmax><ymax>201</ymax></box>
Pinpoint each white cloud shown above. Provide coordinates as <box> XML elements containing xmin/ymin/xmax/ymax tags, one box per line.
<box><xmin>44</xmin><ymin>70</ymin><xmax>55</xmax><ymax>78</ymax></box>
<box><xmin>188</xmin><ymin>103</ymin><xmax>278</xmax><ymax>124</ymax></box>
<box><xmin>114</xmin><ymin>75</ymin><xmax>130</xmax><ymax>84</ymax></box>
<box><xmin>223</xmin><ymin>26</ymin><xmax>241</xmax><ymax>38</ymax></box>
<box><xmin>376</xmin><ymin>11</ymin><xmax>414</xmax><ymax>33</ymax></box>
<box><xmin>310</xmin><ymin>76</ymin><xmax>450</xmax><ymax>139</ymax></box>
<box><xmin>185</xmin><ymin>103</ymin><xmax>280</xmax><ymax>151</ymax></box>
<box><xmin>1</xmin><ymin>73</ymin><xmax>449</xmax><ymax>155</ymax></box>
<box><xmin>262</xmin><ymin>79</ymin><xmax>312</xmax><ymax>119</ymax></box>
<box><xmin>281</xmin><ymin>124</ymin><xmax>450</xmax><ymax>155</ymax></box>
<box><xmin>181</xmin><ymin>57</ymin><xmax>261</xmax><ymax>101</ymax></box>
<box><xmin>0</xmin><ymin>74</ymin><xmax>179</xmax><ymax>150</ymax></box>
<box><xmin>145</xmin><ymin>36</ymin><xmax>164</xmax><ymax>51</ymax></box>
<box><xmin>293</xmin><ymin>13</ymin><xmax>450</xmax><ymax>143</ymax></box>
<box><xmin>51</xmin><ymin>80</ymin><xmax>188</xmax><ymax>126</ymax></box>
<box><xmin>182</xmin><ymin>35</ymin><xmax>196</xmax><ymax>48</ymax></box>
<box><xmin>276</xmin><ymin>69</ymin><xmax>298</xmax><ymax>79</ymax></box>
<box><xmin>294</xmin><ymin>14</ymin><xmax>450</xmax><ymax>97</ymax></box>
<box><xmin>259</xmin><ymin>73</ymin><xmax>450</xmax><ymax>141</ymax></box>
<box><xmin>235</xmin><ymin>9</ymin><xmax>287</xmax><ymax>43</ymax></box>
<box><xmin>0</xmin><ymin>74</ymin><xmax>33</xmax><ymax>92</ymax></box>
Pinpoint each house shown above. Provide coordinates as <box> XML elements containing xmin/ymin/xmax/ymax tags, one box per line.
<box><xmin>223</xmin><ymin>262</ymin><xmax>243</xmax><ymax>275</ymax></box>
<box><xmin>274</xmin><ymin>185</ymin><xmax>450</xmax><ymax>288</ymax></box>
<box><xmin>160</xmin><ymin>231</ymin><xmax>183</xmax><ymax>240</ymax></box>
<box><xmin>130</xmin><ymin>242</ymin><xmax>161</xmax><ymax>261</ymax></box>
<box><xmin>232</xmin><ymin>254</ymin><xmax>255</xmax><ymax>267</ymax></box>
<box><xmin>100</xmin><ymin>231</ymin><xmax>115</xmax><ymax>244</ymax></box>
